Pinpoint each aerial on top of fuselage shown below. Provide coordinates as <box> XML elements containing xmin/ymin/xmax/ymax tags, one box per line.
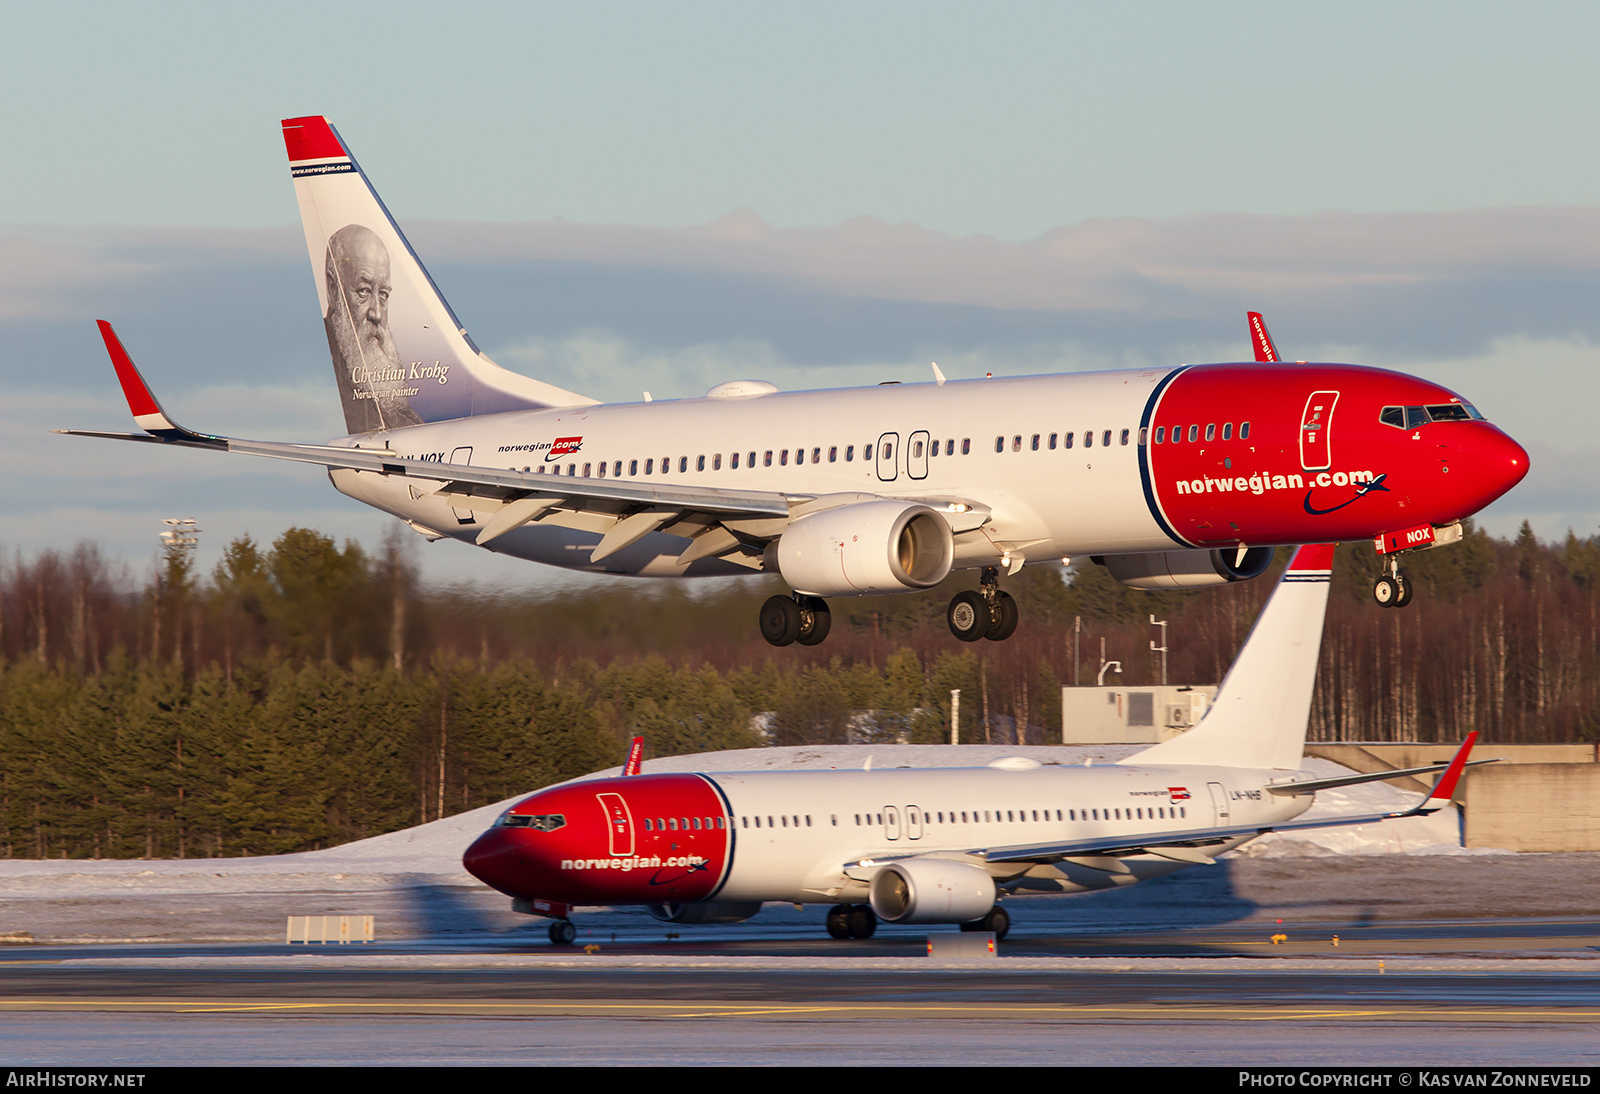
<box><xmin>65</xmin><ymin>115</ymin><xmax>1530</xmax><ymax>647</ymax></box>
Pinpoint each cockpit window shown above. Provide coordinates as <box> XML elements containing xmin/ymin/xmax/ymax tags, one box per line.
<box><xmin>1380</xmin><ymin>403</ymin><xmax>1485</xmax><ymax>430</ymax></box>
<box><xmin>497</xmin><ymin>812</ymin><xmax>566</xmax><ymax>831</ymax></box>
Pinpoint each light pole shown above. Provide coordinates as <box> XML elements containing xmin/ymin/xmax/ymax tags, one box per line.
<box><xmin>1149</xmin><ymin>614</ymin><xmax>1168</xmax><ymax>686</ymax></box>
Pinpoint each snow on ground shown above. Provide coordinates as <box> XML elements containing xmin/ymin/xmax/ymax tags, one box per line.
<box><xmin>0</xmin><ymin>745</ymin><xmax>1478</xmax><ymax>890</ymax></box>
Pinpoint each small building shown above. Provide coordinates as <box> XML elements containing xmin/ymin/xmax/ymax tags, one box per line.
<box><xmin>1060</xmin><ymin>685</ymin><xmax>1217</xmax><ymax>744</ymax></box>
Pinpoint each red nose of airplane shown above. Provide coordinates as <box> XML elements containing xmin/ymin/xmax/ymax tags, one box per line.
<box><xmin>463</xmin><ymin>827</ymin><xmax>545</xmax><ymax>900</ymax></box>
<box><xmin>1458</xmin><ymin>424</ymin><xmax>1530</xmax><ymax>511</ymax></box>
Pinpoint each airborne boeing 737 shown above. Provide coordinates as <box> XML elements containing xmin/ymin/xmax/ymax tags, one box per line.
<box><xmin>65</xmin><ymin>116</ymin><xmax>1528</xmax><ymax>643</ymax></box>
<box><xmin>463</xmin><ymin>544</ymin><xmax>1487</xmax><ymax>944</ymax></box>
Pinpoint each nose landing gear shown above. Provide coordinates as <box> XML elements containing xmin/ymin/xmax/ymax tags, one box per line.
<box><xmin>548</xmin><ymin>918</ymin><xmax>577</xmax><ymax>946</ymax></box>
<box><xmin>948</xmin><ymin>567</ymin><xmax>1018</xmax><ymax>642</ymax></box>
<box><xmin>760</xmin><ymin>594</ymin><xmax>831</xmax><ymax>646</ymax></box>
<box><xmin>1373</xmin><ymin>561</ymin><xmax>1414</xmax><ymax>608</ymax></box>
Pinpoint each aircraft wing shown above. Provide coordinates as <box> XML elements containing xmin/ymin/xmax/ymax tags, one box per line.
<box><xmin>979</xmin><ymin>732</ymin><xmax>1482</xmax><ymax>867</ymax></box>
<box><xmin>62</xmin><ymin>322</ymin><xmax>889</xmax><ymax>566</ymax></box>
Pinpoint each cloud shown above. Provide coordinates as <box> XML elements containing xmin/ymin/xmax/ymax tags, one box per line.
<box><xmin>5</xmin><ymin>206</ymin><xmax>1598</xmax><ymax>574</ymax></box>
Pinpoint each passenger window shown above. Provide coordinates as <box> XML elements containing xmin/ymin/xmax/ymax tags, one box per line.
<box><xmin>583</xmin><ymin>462</ymin><xmax>592</xmax><ymax>477</ymax></box>
<box><xmin>813</xmin><ymin>447</ymin><xmax>822</xmax><ymax>462</ymax></box>
<box><xmin>961</xmin><ymin>438</ymin><xmax>971</xmax><ymax>454</ymax></box>
<box><xmin>764</xmin><ymin>451</ymin><xmax>773</xmax><ymax>467</ymax></box>
<box><xmin>697</xmin><ymin>455</ymin><xmax>705</xmax><ymax>471</ymax></box>
<box><xmin>1137</xmin><ymin>427</ymin><xmax>1147</xmax><ymax>445</ymax></box>
<box><xmin>1205</xmin><ymin>424</ymin><xmax>1215</xmax><ymax>441</ymax></box>
<box><xmin>679</xmin><ymin>456</ymin><xmax>688</xmax><ymax>472</ymax></box>
<box><xmin>713</xmin><ymin>453</ymin><xmax>721</xmax><ymax>470</ymax></box>
<box><xmin>1188</xmin><ymin>425</ymin><xmax>1199</xmax><ymax>442</ymax></box>
<box><xmin>1063</xmin><ymin>432</ymin><xmax>1074</xmax><ymax>449</ymax></box>
<box><xmin>748</xmin><ymin>451</ymin><xmax>756</xmax><ymax>467</ymax></box>
<box><xmin>629</xmin><ymin>459</ymin><xmax>638</xmax><ymax>476</ymax></box>
<box><xmin>1120</xmin><ymin>429</ymin><xmax>1130</xmax><ymax>445</ymax></box>
<box><xmin>913</xmin><ymin>440</ymin><xmax>923</xmax><ymax>458</ymax></box>
<box><xmin>1103</xmin><ymin>430</ymin><xmax>1113</xmax><ymax>446</ymax></box>
<box><xmin>780</xmin><ymin>450</ymin><xmax>789</xmax><ymax>466</ymax></box>
<box><xmin>1013</xmin><ymin>435</ymin><xmax>1022</xmax><ymax>452</ymax></box>
<box><xmin>613</xmin><ymin>461</ymin><xmax>622</xmax><ymax>477</ymax></box>
<box><xmin>597</xmin><ymin>463</ymin><xmax>606</xmax><ymax>479</ymax></box>
<box><xmin>1049</xmin><ymin>432</ymin><xmax>1057</xmax><ymax>450</ymax></box>
<box><xmin>1240</xmin><ymin>422</ymin><xmax>1251</xmax><ymax>440</ymax></box>
<box><xmin>846</xmin><ymin>445</ymin><xmax>854</xmax><ymax>461</ymax></box>
<box><xmin>1222</xmin><ymin>422</ymin><xmax>1233</xmax><ymax>440</ymax></box>
<box><xmin>731</xmin><ymin>452</ymin><xmax>740</xmax><ymax>469</ymax></box>
<box><xmin>1084</xmin><ymin>431</ymin><xmax>1094</xmax><ymax>449</ymax></box>
<box><xmin>995</xmin><ymin>436</ymin><xmax>1004</xmax><ymax>453</ymax></box>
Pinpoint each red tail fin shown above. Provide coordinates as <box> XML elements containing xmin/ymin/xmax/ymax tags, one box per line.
<box><xmin>1248</xmin><ymin>311</ymin><xmax>1280</xmax><ymax>362</ymax></box>
<box><xmin>622</xmin><ymin>737</ymin><xmax>644</xmax><ymax>777</ymax></box>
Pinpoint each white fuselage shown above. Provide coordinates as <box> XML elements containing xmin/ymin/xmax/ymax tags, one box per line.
<box><xmin>708</xmin><ymin>762</ymin><xmax>1309</xmax><ymax>902</ymax></box>
<box><xmin>330</xmin><ymin>370</ymin><xmax>1169</xmax><ymax>576</ymax></box>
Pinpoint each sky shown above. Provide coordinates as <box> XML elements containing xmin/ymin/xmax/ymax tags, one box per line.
<box><xmin>4</xmin><ymin>1</ymin><xmax>1599</xmax><ymax>587</ymax></box>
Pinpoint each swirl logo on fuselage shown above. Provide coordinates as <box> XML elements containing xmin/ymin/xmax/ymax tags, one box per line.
<box><xmin>1302</xmin><ymin>471</ymin><xmax>1390</xmax><ymax>516</ymax></box>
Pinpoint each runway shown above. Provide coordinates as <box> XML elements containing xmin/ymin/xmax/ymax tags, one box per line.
<box><xmin>3</xmin><ymin>916</ymin><xmax>1598</xmax><ymax>1066</ymax></box>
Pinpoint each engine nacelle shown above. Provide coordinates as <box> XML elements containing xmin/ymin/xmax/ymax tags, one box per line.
<box><xmin>1097</xmin><ymin>547</ymin><xmax>1274</xmax><ymax>590</ymax></box>
<box><xmin>868</xmin><ymin>857</ymin><xmax>996</xmax><ymax>925</ymax></box>
<box><xmin>646</xmin><ymin>901</ymin><xmax>763</xmax><ymax>925</ymax></box>
<box><xmin>773</xmin><ymin>501</ymin><xmax>955</xmax><ymax>597</ymax></box>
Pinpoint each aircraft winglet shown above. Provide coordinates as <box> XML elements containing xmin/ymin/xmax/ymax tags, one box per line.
<box><xmin>1247</xmin><ymin>311</ymin><xmax>1280</xmax><ymax>363</ymax></box>
<box><xmin>94</xmin><ymin>320</ymin><xmax>216</xmax><ymax>443</ymax></box>
<box><xmin>1416</xmin><ymin>730</ymin><xmax>1480</xmax><ymax>811</ymax></box>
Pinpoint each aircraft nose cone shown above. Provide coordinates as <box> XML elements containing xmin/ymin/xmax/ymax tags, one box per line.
<box><xmin>463</xmin><ymin>827</ymin><xmax>541</xmax><ymax>898</ymax></box>
<box><xmin>1464</xmin><ymin>425</ymin><xmax>1530</xmax><ymax>507</ymax></box>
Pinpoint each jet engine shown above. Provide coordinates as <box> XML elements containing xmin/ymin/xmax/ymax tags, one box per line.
<box><xmin>868</xmin><ymin>857</ymin><xmax>996</xmax><ymax>925</ymax></box>
<box><xmin>646</xmin><ymin>901</ymin><xmax>763</xmax><ymax>925</ymax></box>
<box><xmin>772</xmin><ymin>500</ymin><xmax>954</xmax><ymax>597</ymax></box>
<box><xmin>1096</xmin><ymin>546</ymin><xmax>1274</xmax><ymax>590</ymax></box>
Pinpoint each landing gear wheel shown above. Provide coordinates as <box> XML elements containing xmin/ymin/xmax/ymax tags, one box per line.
<box><xmin>1373</xmin><ymin>575</ymin><xmax>1399</xmax><ymax>607</ymax></box>
<box><xmin>1393</xmin><ymin>569</ymin><xmax>1414</xmax><ymax>608</ymax></box>
<box><xmin>796</xmin><ymin>597</ymin><xmax>832</xmax><ymax>646</ymax></box>
<box><xmin>548</xmin><ymin>919</ymin><xmax>577</xmax><ymax>946</ymax></box>
<box><xmin>825</xmin><ymin>904</ymin><xmax>852</xmax><ymax>939</ymax></box>
<box><xmin>960</xmin><ymin>905</ymin><xmax>1010</xmax><ymax>940</ymax></box>
<box><xmin>948</xmin><ymin>590</ymin><xmax>991</xmax><ymax>642</ymax></box>
<box><xmin>985</xmin><ymin>591</ymin><xmax>1019</xmax><ymax>642</ymax></box>
<box><xmin>846</xmin><ymin>904</ymin><xmax>878</xmax><ymax>939</ymax></box>
<box><xmin>759</xmin><ymin>595</ymin><xmax>803</xmax><ymax>646</ymax></box>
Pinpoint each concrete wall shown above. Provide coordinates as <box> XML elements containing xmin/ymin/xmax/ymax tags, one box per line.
<box><xmin>1305</xmin><ymin>742</ymin><xmax>1600</xmax><ymax>852</ymax></box>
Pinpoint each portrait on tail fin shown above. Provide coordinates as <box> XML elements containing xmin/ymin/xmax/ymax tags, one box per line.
<box><xmin>323</xmin><ymin>224</ymin><xmax>423</xmax><ymax>432</ymax></box>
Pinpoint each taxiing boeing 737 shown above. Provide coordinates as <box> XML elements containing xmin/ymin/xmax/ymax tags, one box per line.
<box><xmin>64</xmin><ymin>116</ymin><xmax>1528</xmax><ymax>643</ymax></box>
<box><xmin>463</xmin><ymin>544</ymin><xmax>1487</xmax><ymax>944</ymax></box>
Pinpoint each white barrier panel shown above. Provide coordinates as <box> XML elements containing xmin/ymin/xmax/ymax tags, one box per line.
<box><xmin>286</xmin><ymin>915</ymin><xmax>375</xmax><ymax>944</ymax></box>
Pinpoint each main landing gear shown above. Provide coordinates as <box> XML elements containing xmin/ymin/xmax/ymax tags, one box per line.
<box><xmin>825</xmin><ymin>904</ymin><xmax>878</xmax><ymax>940</ymax></box>
<box><xmin>947</xmin><ymin>567</ymin><xmax>1018</xmax><ymax>643</ymax></box>
<box><xmin>960</xmin><ymin>905</ymin><xmax>1010</xmax><ymax>940</ymax></box>
<box><xmin>548</xmin><ymin>918</ymin><xmax>577</xmax><ymax>946</ymax></box>
<box><xmin>760</xmin><ymin>594</ymin><xmax>832</xmax><ymax>647</ymax></box>
<box><xmin>1372</xmin><ymin>559</ymin><xmax>1414</xmax><ymax>609</ymax></box>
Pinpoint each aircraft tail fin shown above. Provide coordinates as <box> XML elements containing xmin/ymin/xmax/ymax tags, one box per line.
<box><xmin>1247</xmin><ymin>311</ymin><xmax>1280</xmax><ymax>363</ymax></box>
<box><xmin>1126</xmin><ymin>543</ymin><xmax>1335</xmax><ymax>771</ymax></box>
<box><xmin>281</xmin><ymin>116</ymin><xmax>598</xmax><ymax>435</ymax></box>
